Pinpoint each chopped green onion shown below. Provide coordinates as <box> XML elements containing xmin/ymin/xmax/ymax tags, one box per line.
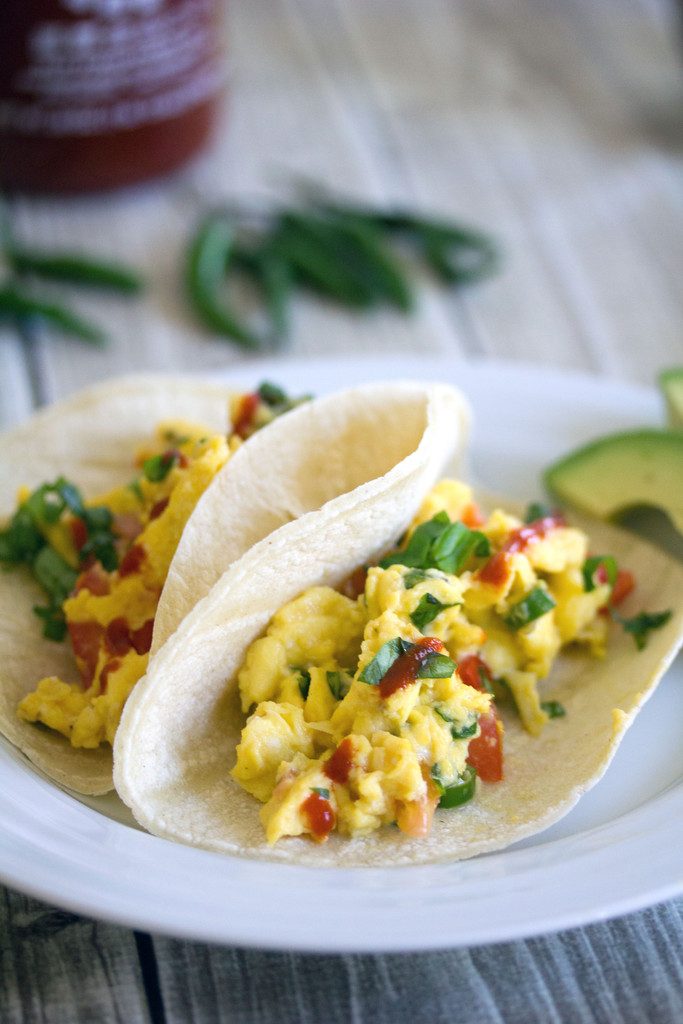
<box><xmin>32</xmin><ymin>547</ymin><xmax>78</xmax><ymax>607</ymax></box>
<box><xmin>257</xmin><ymin>382</ymin><xmax>288</xmax><ymax>406</ymax></box>
<box><xmin>582</xmin><ymin>555</ymin><xmax>618</xmax><ymax>592</ymax></box>
<box><xmin>434</xmin><ymin>706</ymin><xmax>478</xmax><ymax>739</ymax></box>
<box><xmin>504</xmin><ymin>587</ymin><xmax>556</xmax><ymax>630</ymax></box>
<box><xmin>431</xmin><ymin>764</ymin><xmax>477</xmax><ymax>808</ymax></box>
<box><xmin>128</xmin><ymin>479</ymin><xmax>144</xmax><ymax>503</ymax></box>
<box><xmin>0</xmin><ymin>506</ymin><xmax>44</xmax><ymax>564</ymax></box>
<box><xmin>612</xmin><ymin>609</ymin><xmax>672</xmax><ymax>650</ymax></box>
<box><xmin>541</xmin><ymin>700</ymin><xmax>566</xmax><ymax>719</ymax></box>
<box><xmin>33</xmin><ymin>604</ymin><xmax>68</xmax><ymax>642</ymax></box>
<box><xmin>410</xmin><ymin>593</ymin><xmax>454</xmax><ymax>631</ymax></box>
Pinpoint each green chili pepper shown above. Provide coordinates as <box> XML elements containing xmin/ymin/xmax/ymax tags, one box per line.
<box><xmin>0</xmin><ymin>284</ymin><xmax>106</xmax><ymax>345</ymax></box>
<box><xmin>319</xmin><ymin>214</ymin><xmax>413</xmax><ymax>311</ymax></box>
<box><xmin>431</xmin><ymin>764</ymin><xmax>477</xmax><ymax>808</ymax></box>
<box><xmin>186</xmin><ymin>218</ymin><xmax>264</xmax><ymax>349</ymax></box>
<box><xmin>232</xmin><ymin>241</ymin><xmax>292</xmax><ymax>345</ymax></box>
<box><xmin>8</xmin><ymin>247</ymin><xmax>144</xmax><ymax>294</ymax></box>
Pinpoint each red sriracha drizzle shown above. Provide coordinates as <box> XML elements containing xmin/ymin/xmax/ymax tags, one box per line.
<box><xmin>478</xmin><ymin>514</ymin><xmax>566</xmax><ymax>587</ymax></box>
<box><xmin>457</xmin><ymin>653</ymin><xmax>504</xmax><ymax>783</ymax></box>
<box><xmin>324</xmin><ymin>737</ymin><xmax>354</xmax><ymax>785</ymax></box>
<box><xmin>379</xmin><ymin>637</ymin><xmax>445</xmax><ymax>700</ymax></box>
<box><xmin>301</xmin><ymin>791</ymin><xmax>336</xmax><ymax>842</ymax></box>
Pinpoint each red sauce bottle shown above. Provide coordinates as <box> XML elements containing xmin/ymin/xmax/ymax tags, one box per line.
<box><xmin>0</xmin><ymin>0</ymin><xmax>223</xmax><ymax>193</ymax></box>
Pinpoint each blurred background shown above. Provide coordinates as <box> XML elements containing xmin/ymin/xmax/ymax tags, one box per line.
<box><xmin>1</xmin><ymin>0</ymin><xmax>682</xmax><ymax>413</ymax></box>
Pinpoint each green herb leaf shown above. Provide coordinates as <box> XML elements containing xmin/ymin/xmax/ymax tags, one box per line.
<box><xmin>410</xmin><ymin>593</ymin><xmax>454</xmax><ymax>631</ymax></box>
<box><xmin>380</xmin><ymin>513</ymin><xmax>489</xmax><ymax>574</ymax></box>
<box><xmin>541</xmin><ymin>700</ymin><xmax>566</xmax><ymax>719</ymax></box>
<box><xmin>419</xmin><ymin>652</ymin><xmax>457</xmax><ymax>678</ymax></box>
<box><xmin>612</xmin><ymin>609</ymin><xmax>672</xmax><ymax>650</ymax></box>
<box><xmin>326</xmin><ymin>671</ymin><xmax>349</xmax><ymax>701</ymax></box>
<box><xmin>524</xmin><ymin>501</ymin><xmax>552</xmax><ymax>524</ymax></box>
<box><xmin>142</xmin><ymin>451</ymin><xmax>178</xmax><ymax>483</ymax></box>
<box><xmin>582</xmin><ymin>555</ymin><xmax>618</xmax><ymax>592</ymax></box>
<box><xmin>257</xmin><ymin>381</ymin><xmax>287</xmax><ymax>406</ymax></box>
<box><xmin>504</xmin><ymin>586</ymin><xmax>556</xmax><ymax>630</ymax></box>
<box><xmin>404</xmin><ymin>568</ymin><xmax>430</xmax><ymax>589</ymax></box>
<box><xmin>0</xmin><ymin>506</ymin><xmax>44</xmax><ymax>564</ymax></box>
<box><xmin>359</xmin><ymin>637</ymin><xmax>413</xmax><ymax>685</ymax></box>
<box><xmin>297</xmin><ymin>669</ymin><xmax>311</xmax><ymax>700</ymax></box>
<box><xmin>311</xmin><ymin>787</ymin><xmax>330</xmax><ymax>799</ymax></box>
<box><xmin>128</xmin><ymin>479</ymin><xmax>144</xmax><ymax>503</ymax></box>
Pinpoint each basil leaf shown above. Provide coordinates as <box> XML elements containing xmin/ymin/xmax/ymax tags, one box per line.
<box><xmin>297</xmin><ymin>669</ymin><xmax>311</xmax><ymax>699</ymax></box>
<box><xmin>379</xmin><ymin>513</ymin><xmax>449</xmax><ymax>569</ymax></box>
<box><xmin>541</xmin><ymin>700</ymin><xmax>566</xmax><ymax>719</ymax></box>
<box><xmin>434</xmin><ymin>706</ymin><xmax>478</xmax><ymax>739</ymax></box>
<box><xmin>32</xmin><ymin>546</ymin><xmax>78</xmax><ymax>606</ymax></box>
<box><xmin>404</xmin><ymin>568</ymin><xmax>430</xmax><ymax>589</ymax></box>
<box><xmin>311</xmin><ymin>787</ymin><xmax>330</xmax><ymax>799</ymax></box>
<box><xmin>419</xmin><ymin>652</ymin><xmax>457</xmax><ymax>678</ymax></box>
<box><xmin>524</xmin><ymin>501</ymin><xmax>552</xmax><ymax>524</ymax></box>
<box><xmin>410</xmin><ymin>592</ymin><xmax>454</xmax><ymax>631</ymax></box>
<box><xmin>257</xmin><ymin>381</ymin><xmax>287</xmax><ymax>406</ymax></box>
<box><xmin>582</xmin><ymin>555</ymin><xmax>618</xmax><ymax>593</ymax></box>
<box><xmin>128</xmin><ymin>479</ymin><xmax>144</xmax><ymax>502</ymax></box>
<box><xmin>326</xmin><ymin>671</ymin><xmax>349</xmax><ymax>701</ymax></box>
<box><xmin>504</xmin><ymin>586</ymin><xmax>556</xmax><ymax>630</ymax></box>
<box><xmin>613</xmin><ymin>609</ymin><xmax>672</xmax><ymax>651</ymax></box>
<box><xmin>380</xmin><ymin>512</ymin><xmax>489</xmax><ymax>574</ymax></box>
<box><xmin>142</xmin><ymin>451</ymin><xmax>178</xmax><ymax>483</ymax></box>
<box><xmin>359</xmin><ymin>637</ymin><xmax>413</xmax><ymax>685</ymax></box>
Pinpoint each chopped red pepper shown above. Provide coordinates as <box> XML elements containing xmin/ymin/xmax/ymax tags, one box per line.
<box><xmin>379</xmin><ymin>636</ymin><xmax>445</xmax><ymax>699</ymax></box>
<box><xmin>232</xmin><ymin>392</ymin><xmax>260</xmax><ymax>440</ymax></box>
<box><xmin>68</xmin><ymin>620</ymin><xmax>104</xmax><ymax>686</ymax></box>
<box><xmin>70</xmin><ymin>517</ymin><xmax>88</xmax><ymax>551</ymax></box>
<box><xmin>130</xmin><ymin>618</ymin><xmax>154</xmax><ymax>656</ymax></box>
<box><xmin>610</xmin><ymin>569</ymin><xmax>635</xmax><ymax>607</ymax></box>
<box><xmin>99</xmin><ymin>658</ymin><xmax>121</xmax><ymax>695</ymax></box>
<box><xmin>105</xmin><ymin>617</ymin><xmax>131</xmax><ymax>656</ymax></box>
<box><xmin>149</xmin><ymin>497</ymin><xmax>169</xmax><ymax>521</ymax></box>
<box><xmin>74</xmin><ymin>562</ymin><xmax>110</xmax><ymax>596</ymax></box>
<box><xmin>301</xmin><ymin>791</ymin><xmax>336</xmax><ymax>842</ymax></box>
<box><xmin>119</xmin><ymin>544</ymin><xmax>145</xmax><ymax>577</ymax></box>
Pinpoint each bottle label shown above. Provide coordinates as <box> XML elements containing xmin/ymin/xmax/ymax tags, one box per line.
<box><xmin>0</xmin><ymin>0</ymin><xmax>222</xmax><ymax>137</ymax></box>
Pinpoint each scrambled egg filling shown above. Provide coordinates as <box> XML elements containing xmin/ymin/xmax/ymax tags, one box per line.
<box><xmin>17</xmin><ymin>421</ymin><xmax>234</xmax><ymax>748</ymax></box>
<box><xmin>232</xmin><ymin>479</ymin><xmax>610</xmax><ymax>845</ymax></box>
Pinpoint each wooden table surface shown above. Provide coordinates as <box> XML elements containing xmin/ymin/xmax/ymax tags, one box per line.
<box><xmin>1</xmin><ymin>0</ymin><xmax>682</xmax><ymax>1020</ymax></box>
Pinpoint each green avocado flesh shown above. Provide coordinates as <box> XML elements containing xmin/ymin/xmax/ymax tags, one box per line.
<box><xmin>544</xmin><ymin>429</ymin><xmax>683</xmax><ymax>536</ymax></box>
<box><xmin>660</xmin><ymin>368</ymin><xmax>683</xmax><ymax>429</ymax></box>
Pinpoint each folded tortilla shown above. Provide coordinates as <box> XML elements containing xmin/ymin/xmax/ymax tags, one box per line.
<box><xmin>115</xmin><ymin>475</ymin><xmax>683</xmax><ymax>866</ymax></box>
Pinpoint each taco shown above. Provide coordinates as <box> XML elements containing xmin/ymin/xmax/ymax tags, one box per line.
<box><xmin>0</xmin><ymin>377</ymin><xmax>467</xmax><ymax>797</ymax></box>
<box><xmin>0</xmin><ymin>376</ymin><xmax>317</xmax><ymax>793</ymax></box>
<box><xmin>114</xmin><ymin>408</ymin><xmax>683</xmax><ymax>865</ymax></box>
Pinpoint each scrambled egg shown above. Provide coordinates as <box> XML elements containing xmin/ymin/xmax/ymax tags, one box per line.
<box><xmin>232</xmin><ymin>479</ymin><xmax>610</xmax><ymax>845</ymax></box>
<box><xmin>18</xmin><ymin>422</ymin><xmax>234</xmax><ymax>747</ymax></box>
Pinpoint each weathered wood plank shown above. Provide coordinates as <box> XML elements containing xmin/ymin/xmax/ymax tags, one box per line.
<box><xmin>0</xmin><ymin>889</ymin><xmax>151</xmax><ymax>1024</ymax></box>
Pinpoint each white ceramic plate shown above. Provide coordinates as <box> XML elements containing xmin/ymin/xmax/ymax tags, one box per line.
<box><xmin>1</xmin><ymin>357</ymin><xmax>681</xmax><ymax>952</ymax></box>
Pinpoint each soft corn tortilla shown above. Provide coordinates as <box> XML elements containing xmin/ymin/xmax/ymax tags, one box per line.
<box><xmin>0</xmin><ymin>376</ymin><xmax>233</xmax><ymax>795</ymax></box>
<box><xmin>115</xmin><ymin>493</ymin><xmax>683</xmax><ymax>866</ymax></box>
<box><xmin>1</xmin><ymin>378</ymin><xmax>469</xmax><ymax>797</ymax></box>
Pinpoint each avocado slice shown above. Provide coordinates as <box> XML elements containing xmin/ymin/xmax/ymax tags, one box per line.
<box><xmin>659</xmin><ymin>368</ymin><xmax>683</xmax><ymax>429</ymax></box>
<box><xmin>544</xmin><ymin>429</ymin><xmax>683</xmax><ymax>536</ymax></box>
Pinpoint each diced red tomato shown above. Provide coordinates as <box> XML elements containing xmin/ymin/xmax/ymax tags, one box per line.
<box><xmin>396</xmin><ymin>773</ymin><xmax>441</xmax><ymax>838</ymax></box>
<box><xmin>610</xmin><ymin>569</ymin><xmax>635</xmax><ymax>607</ymax></box>
<box><xmin>70</xmin><ymin>517</ymin><xmax>88</xmax><ymax>551</ymax></box>
<box><xmin>149</xmin><ymin>497</ymin><xmax>169</xmax><ymax>521</ymax></box>
<box><xmin>457</xmin><ymin>653</ymin><xmax>504</xmax><ymax>783</ymax></box>
<box><xmin>341</xmin><ymin>566</ymin><xmax>367</xmax><ymax>600</ymax></box>
<box><xmin>467</xmin><ymin>712</ymin><xmax>504</xmax><ymax>783</ymax></box>
<box><xmin>99</xmin><ymin>658</ymin><xmax>121</xmax><ymax>694</ymax></box>
<box><xmin>461</xmin><ymin>503</ymin><xmax>484</xmax><ymax>528</ymax></box>
<box><xmin>119</xmin><ymin>544</ymin><xmax>145</xmax><ymax>577</ymax></box>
